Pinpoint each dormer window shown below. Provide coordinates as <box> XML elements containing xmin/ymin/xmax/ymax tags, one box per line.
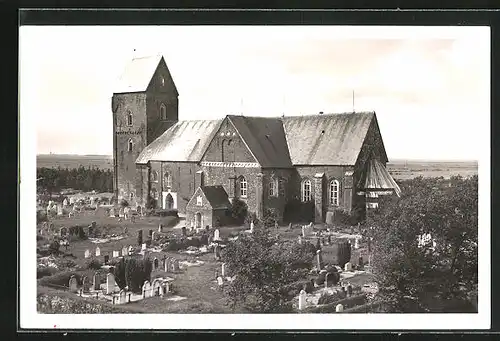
<box><xmin>127</xmin><ymin>111</ymin><xmax>133</xmax><ymax>126</ymax></box>
<box><xmin>160</xmin><ymin>103</ymin><xmax>167</xmax><ymax>120</ymax></box>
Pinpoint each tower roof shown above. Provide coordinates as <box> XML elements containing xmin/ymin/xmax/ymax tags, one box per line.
<box><xmin>114</xmin><ymin>54</ymin><xmax>164</xmax><ymax>94</ymax></box>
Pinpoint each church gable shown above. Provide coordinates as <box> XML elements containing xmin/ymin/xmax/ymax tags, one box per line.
<box><xmin>146</xmin><ymin>57</ymin><xmax>179</xmax><ymax>96</ymax></box>
<box><xmin>200</xmin><ymin>117</ymin><xmax>259</xmax><ymax>165</ymax></box>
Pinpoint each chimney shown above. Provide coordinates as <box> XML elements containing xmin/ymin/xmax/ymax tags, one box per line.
<box><xmin>195</xmin><ymin>170</ymin><xmax>204</xmax><ymax>189</ymax></box>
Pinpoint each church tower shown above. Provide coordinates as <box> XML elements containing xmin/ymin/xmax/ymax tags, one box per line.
<box><xmin>111</xmin><ymin>54</ymin><xmax>179</xmax><ymax>204</ymax></box>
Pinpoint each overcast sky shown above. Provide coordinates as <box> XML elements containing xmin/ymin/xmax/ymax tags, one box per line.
<box><xmin>20</xmin><ymin>26</ymin><xmax>489</xmax><ymax>160</ymax></box>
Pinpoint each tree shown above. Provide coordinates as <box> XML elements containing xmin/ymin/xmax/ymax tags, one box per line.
<box><xmin>369</xmin><ymin>176</ymin><xmax>478</xmax><ymax>312</ymax></box>
<box><xmin>230</xmin><ymin>198</ymin><xmax>248</xmax><ymax>224</ymax></box>
<box><xmin>114</xmin><ymin>257</ymin><xmax>127</xmax><ymax>290</ymax></box>
<box><xmin>221</xmin><ymin>225</ymin><xmax>314</xmax><ymax>312</ymax></box>
<box><xmin>124</xmin><ymin>258</ymin><xmax>153</xmax><ymax>293</ymax></box>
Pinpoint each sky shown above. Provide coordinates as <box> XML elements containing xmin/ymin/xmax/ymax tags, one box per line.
<box><xmin>20</xmin><ymin>26</ymin><xmax>489</xmax><ymax>161</ymax></box>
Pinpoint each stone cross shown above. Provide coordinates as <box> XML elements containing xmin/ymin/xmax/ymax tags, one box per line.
<box><xmin>68</xmin><ymin>275</ymin><xmax>78</xmax><ymax>293</ymax></box>
<box><xmin>106</xmin><ymin>273</ymin><xmax>115</xmax><ymax>294</ymax></box>
<box><xmin>214</xmin><ymin>229</ymin><xmax>220</xmax><ymax>241</ymax></box>
<box><xmin>95</xmin><ymin>246</ymin><xmax>100</xmax><ymax>257</ymax></box>
<box><xmin>335</xmin><ymin>304</ymin><xmax>344</xmax><ymax>312</ymax></box>
<box><xmin>84</xmin><ymin>249</ymin><xmax>90</xmax><ymax>259</ymax></box>
<box><xmin>298</xmin><ymin>289</ymin><xmax>306</xmax><ymax>310</ymax></box>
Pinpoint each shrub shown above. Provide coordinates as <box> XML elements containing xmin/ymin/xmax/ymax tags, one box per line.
<box><xmin>163</xmin><ymin>216</ymin><xmax>179</xmax><ymax>228</ymax></box>
<box><xmin>86</xmin><ymin>258</ymin><xmax>102</xmax><ymax>270</ymax></box>
<box><xmin>124</xmin><ymin>258</ymin><xmax>152</xmax><ymax>293</ymax></box>
<box><xmin>244</xmin><ymin>212</ymin><xmax>258</xmax><ymax>228</ymax></box>
<box><xmin>120</xmin><ymin>199</ymin><xmax>129</xmax><ymax>208</ymax></box>
<box><xmin>334</xmin><ymin>240</ymin><xmax>351</xmax><ymax>268</ymax></box>
<box><xmin>49</xmin><ymin>240</ymin><xmax>60</xmax><ymax>254</ymax></box>
<box><xmin>155</xmin><ymin>209</ymin><xmax>179</xmax><ymax>217</ymax></box>
<box><xmin>262</xmin><ymin>208</ymin><xmax>280</xmax><ymax>228</ymax></box>
<box><xmin>37</xmin><ymin>210</ymin><xmax>48</xmax><ymax>224</ymax></box>
<box><xmin>114</xmin><ymin>257</ymin><xmax>127</xmax><ymax>290</ymax></box>
<box><xmin>145</xmin><ymin>195</ymin><xmax>157</xmax><ymax>210</ymax></box>
<box><xmin>37</xmin><ymin>267</ymin><xmax>58</xmax><ymax>279</ymax></box>
<box><xmin>231</xmin><ymin>198</ymin><xmax>248</xmax><ymax>224</ymax></box>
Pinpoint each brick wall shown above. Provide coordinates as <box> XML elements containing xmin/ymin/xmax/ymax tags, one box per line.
<box><xmin>261</xmin><ymin>168</ymin><xmax>294</xmax><ymax>222</ymax></box>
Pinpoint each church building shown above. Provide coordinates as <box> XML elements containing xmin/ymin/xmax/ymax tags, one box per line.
<box><xmin>112</xmin><ymin>54</ymin><xmax>401</xmax><ymax>227</ymax></box>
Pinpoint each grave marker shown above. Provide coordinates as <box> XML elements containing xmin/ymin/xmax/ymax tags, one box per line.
<box><xmin>316</xmin><ymin>250</ymin><xmax>323</xmax><ymax>270</ymax></box>
<box><xmin>250</xmin><ymin>221</ymin><xmax>254</xmax><ymax>233</ymax></box>
<box><xmin>152</xmin><ymin>232</ymin><xmax>156</xmax><ymax>241</ymax></box>
<box><xmin>84</xmin><ymin>249</ymin><xmax>90</xmax><ymax>259</ymax></box>
<box><xmin>344</xmin><ymin>262</ymin><xmax>352</xmax><ymax>272</ymax></box>
<box><xmin>122</xmin><ymin>246</ymin><xmax>128</xmax><ymax>257</ymax></box>
<box><xmin>335</xmin><ymin>304</ymin><xmax>344</xmax><ymax>312</ymax></box>
<box><xmin>221</xmin><ymin>263</ymin><xmax>226</xmax><ymax>277</ymax></box>
<box><xmin>217</xmin><ymin>276</ymin><xmax>223</xmax><ymax>286</ymax></box>
<box><xmin>82</xmin><ymin>276</ymin><xmax>90</xmax><ymax>292</ymax></box>
<box><xmin>158</xmin><ymin>224</ymin><xmax>163</xmax><ymax>233</ymax></box>
<box><xmin>298</xmin><ymin>290</ymin><xmax>306</xmax><ymax>310</ymax></box>
<box><xmin>109</xmin><ymin>207</ymin><xmax>116</xmax><ymax>217</ymax></box>
<box><xmin>141</xmin><ymin>243</ymin><xmax>147</xmax><ymax>251</ymax></box>
<box><xmin>93</xmin><ymin>272</ymin><xmax>101</xmax><ymax>290</ymax></box>
<box><xmin>354</xmin><ymin>238</ymin><xmax>359</xmax><ymax>250</ymax></box>
<box><xmin>68</xmin><ymin>275</ymin><xmax>78</xmax><ymax>293</ymax></box>
<box><xmin>112</xmin><ymin>250</ymin><xmax>120</xmax><ymax>258</ymax></box>
<box><xmin>95</xmin><ymin>246</ymin><xmax>100</xmax><ymax>257</ymax></box>
<box><xmin>119</xmin><ymin>290</ymin><xmax>126</xmax><ymax>304</ymax></box>
<box><xmin>106</xmin><ymin>273</ymin><xmax>115</xmax><ymax>294</ymax></box>
<box><xmin>181</xmin><ymin>226</ymin><xmax>187</xmax><ymax>237</ymax></box>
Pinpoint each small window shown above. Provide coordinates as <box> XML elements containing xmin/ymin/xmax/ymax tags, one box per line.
<box><xmin>302</xmin><ymin>179</ymin><xmax>311</xmax><ymax>202</ymax></box>
<box><xmin>127</xmin><ymin>139</ymin><xmax>133</xmax><ymax>152</ymax></box>
<box><xmin>160</xmin><ymin>103</ymin><xmax>167</xmax><ymax>120</ymax></box>
<box><xmin>164</xmin><ymin>172</ymin><xmax>172</xmax><ymax>188</ymax></box>
<box><xmin>127</xmin><ymin>111</ymin><xmax>133</xmax><ymax>126</ymax></box>
<box><xmin>196</xmin><ymin>196</ymin><xmax>203</xmax><ymax>206</ymax></box>
<box><xmin>239</xmin><ymin>176</ymin><xmax>247</xmax><ymax>198</ymax></box>
<box><xmin>269</xmin><ymin>178</ymin><xmax>277</xmax><ymax>197</ymax></box>
<box><xmin>161</xmin><ymin>76</ymin><xmax>165</xmax><ymax>87</ymax></box>
<box><xmin>279</xmin><ymin>178</ymin><xmax>286</xmax><ymax>197</ymax></box>
<box><xmin>151</xmin><ymin>170</ymin><xmax>158</xmax><ymax>183</ymax></box>
<box><xmin>329</xmin><ymin>179</ymin><xmax>339</xmax><ymax>206</ymax></box>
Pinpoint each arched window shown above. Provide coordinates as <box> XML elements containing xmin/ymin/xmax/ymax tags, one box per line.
<box><xmin>164</xmin><ymin>171</ymin><xmax>172</xmax><ymax>188</ymax></box>
<box><xmin>239</xmin><ymin>176</ymin><xmax>247</xmax><ymax>198</ymax></box>
<box><xmin>302</xmin><ymin>179</ymin><xmax>312</xmax><ymax>202</ymax></box>
<box><xmin>127</xmin><ymin>111</ymin><xmax>133</xmax><ymax>126</ymax></box>
<box><xmin>151</xmin><ymin>170</ymin><xmax>158</xmax><ymax>183</ymax></box>
<box><xmin>127</xmin><ymin>139</ymin><xmax>133</xmax><ymax>152</ymax></box>
<box><xmin>329</xmin><ymin>179</ymin><xmax>339</xmax><ymax>206</ymax></box>
<box><xmin>221</xmin><ymin>139</ymin><xmax>226</xmax><ymax>162</ymax></box>
<box><xmin>160</xmin><ymin>103</ymin><xmax>167</xmax><ymax>120</ymax></box>
<box><xmin>269</xmin><ymin>178</ymin><xmax>277</xmax><ymax>197</ymax></box>
<box><xmin>150</xmin><ymin>188</ymin><xmax>158</xmax><ymax>200</ymax></box>
<box><xmin>279</xmin><ymin>178</ymin><xmax>286</xmax><ymax>197</ymax></box>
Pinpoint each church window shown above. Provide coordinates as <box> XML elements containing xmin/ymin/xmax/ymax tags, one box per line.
<box><xmin>127</xmin><ymin>111</ymin><xmax>133</xmax><ymax>126</ymax></box>
<box><xmin>269</xmin><ymin>178</ymin><xmax>277</xmax><ymax>197</ymax></box>
<box><xmin>279</xmin><ymin>178</ymin><xmax>286</xmax><ymax>197</ymax></box>
<box><xmin>221</xmin><ymin>139</ymin><xmax>227</xmax><ymax>162</ymax></box>
<box><xmin>127</xmin><ymin>139</ymin><xmax>133</xmax><ymax>152</ymax></box>
<box><xmin>151</xmin><ymin>170</ymin><xmax>158</xmax><ymax>183</ymax></box>
<box><xmin>329</xmin><ymin>179</ymin><xmax>339</xmax><ymax>206</ymax></box>
<box><xmin>164</xmin><ymin>171</ymin><xmax>172</xmax><ymax>188</ymax></box>
<box><xmin>150</xmin><ymin>188</ymin><xmax>158</xmax><ymax>200</ymax></box>
<box><xmin>302</xmin><ymin>179</ymin><xmax>312</xmax><ymax>202</ymax></box>
<box><xmin>239</xmin><ymin>176</ymin><xmax>247</xmax><ymax>198</ymax></box>
<box><xmin>160</xmin><ymin>103</ymin><xmax>167</xmax><ymax>120</ymax></box>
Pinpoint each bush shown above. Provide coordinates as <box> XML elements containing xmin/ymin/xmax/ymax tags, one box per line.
<box><xmin>231</xmin><ymin>198</ymin><xmax>248</xmax><ymax>224</ymax></box>
<box><xmin>124</xmin><ymin>258</ymin><xmax>152</xmax><ymax>293</ymax></box>
<box><xmin>163</xmin><ymin>216</ymin><xmax>179</xmax><ymax>227</ymax></box>
<box><xmin>37</xmin><ymin>267</ymin><xmax>59</xmax><ymax>279</ymax></box>
<box><xmin>49</xmin><ymin>240</ymin><xmax>60</xmax><ymax>254</ymax></box>
<box><xmin>154</xmin><ymin>209</ymin><xmax>178</xmax><ymax>217</ymax></box>
<box><xmin>331</xmin><ymin>209</ymin><xmax>363</xmax><ymax>227</ymax></box>
<box><xmin>244</xmin><ymin>212</ymin><xmax>258</xmax><ymax>228</ymax></box>
<box><xmin>317</xmin><ymin>291</ymin><xmax>346</xmax><ymax>305</ymax></box>
<box><xmin>120</xmin><ymin>199</ymin><xmax>129</xmax><ymax>208</ymax></box>
<box><xmin>334</xmin><ymin>240</ymin><xmax>351</xmax><ymax>268</ymax></box>
<box><xmin>86</xmin><ymin>258</ymin><xmax>102</xmax><ymax>270</ymax></box>
<box><xmin>37</xmin><ymin>210</ymin><xmax>48</xmax><ymax>224</ymax></box>
<box><xmin>262</xmin><ymin>208</ymin><xmax>280</xmax><ymax>228</ymax></box>
<box><xmin>137</xmin><ymin>230</ymin><xmax>143</xmax><ymax>245</ymax></box>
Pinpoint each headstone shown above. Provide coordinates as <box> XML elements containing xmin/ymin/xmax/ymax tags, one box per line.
<box><xmin>221</xmin><ymin>263</ymin><xmax>226</xmax><ymax>277</ymax></box>
<box><xmin>141</xmin><ymin>243</ymin><xmax>147</xmax><ymax>251</ymax></box>
<box><xmin>95</xmin><ymin>246</ymin><xmax>101</xmax><ymax>257</ymax></box>
<box><xmin>325</xmin><ymin>273</ymin><xmax>330</xmax><ymax>289</ymax></box>
<box><xmin>119</xmin><ymin>207</ymin><xmax>124</xmax><ymax>217</ymax></box>
<box><xmin>153</xmin><ymin>258</ymin><xmax>159</xmax><ymax>271</ymax></box>
<box><xmin>214</xmin><ymin>245</ymin><xmax>221</xmax><ymax>260</ymax></box>
<box><xmin>63</xmin><ymin>198</ymin><xmax>68</xmax><ymax>207</ymax></box>
<box><xmin>128</xmin><ymin>245</ymin><xmax>134</xmax><ymax>255</ymax></box>
<box><xmin>301</xmin><ymin>226</ymin><xmax>306</xmax><ymax>238</ymax></box>
<box><xmin>152</xmin><ymin>232</ymin><xmax>156</xmax><ymax>241</ymax></box>
<box><xmin>172</xmin><ymin>259</ymin><xmax>180</xmax><ymax>272</ymax></box>
<box><xmin>68</xmin><ymin>275</ymin><xmax>78</xmax><ymax>292</ymax></box>
<box><xmin>347</xmin><ymin>284</ymin><xmax>353</xmax><ymax>297</ymax></box>
<box><xmin>112</xmin><ymin>250</ymin><xmax>120</xmax><ymax>258</ymax></box>
<box><xmin>316</xmin><ymin>250</ymin><xmax>323</xmax><ymax>270</ymax></box>
<box><xmin>142</xmin><ymin>281</ymin><xmax>151</xmax><ymax>298</ymax></box>
<box><xmin>122</xmin><ymin>246</ymin><xmax>128</xmax><ymax>257</ymax></box>
<box><xmin>214</xmin><ymin>229</ymin><xmax>220</xmax><ymax>241</ymax></box>
<box><xmin>158</xmin><ymin>224</ymin><xmax>163</xmax><ymax>233</ymax></box>
<box><xmin>354</xmin><ymin>238</ymin><xmax>359</xmax><ymax>249</ymax></box>
<box><xmin>104</xmin><ymin>255</ymin><xmax>109</xmax><ymax>264</ymax></box>
<box><xmin>84</xmin><ymin>249</ymin><xmax>91</xmax><ymax>259</ymax></box>
<box><xmin>288</xmin><ymin>222</ymin><xmax>292</xmax><ymax>230</ymax></box>
<box><xmin>335</xmin><ymin>304</ymin><xmax>344</xmax><ymax>312</ymax></box>
<box><xmin>119</xmin><ymin>290</ymin><xmax>126</xmax><ymax>304</ymax></box>
<box><xmin>93</xmin><ymin>272</ymin><xmax>101</xmax><ymax>290</ymax></box>
<box><xmin>298</xmin><ymin>289</ymin><xmax>306</xmax><ymax>310</ymax></box>
<box><xmin>109</xmin><ymin>207</ymin><xmax>116</xmax><ymax>217</ymax></box>
<box><xmin>164</xmin><ymin>258</ymin><xmax>170</xmax><ymax>272</ymax></box>
<box><xmin>130</xmin><ymin>215</ymin><xmax>136</xmax><ymax>223</ymax></box>
<box><xmin>327</xmin><ymin>235</ymin><xmax>331</xmax><ymax>245</ymax></box>
<box><xmin>298</xmin><ymin>235</ymin><xmax>302</xmax><ymax>245</ymax></box>
<box><xmin>344</xmin><ymin>262</ymin><xmax>352</xmax><ymax>272</ymax></box>
<box><xmin>82</xmin><ymin>276</ymin><xmax>90</xmax><ymax>292</ymax></box>
<box><xmin>60</xmin><ymin>227</ymin><xmax>67</xmax><ymax>237</ymax></box>
<box><xmin>217</xmin><ymin>276</ymin><xmax>224</xmax><ymax>286</ymax></box>
<box><xmin>106</xmin><ymin>273</ymin><xmax>115</xmax><ymax>294</ymax></box>
<box><xmin>57</xmin><ymin>205</ymin><xmax>63</xmax><ymax>216</ymax></box>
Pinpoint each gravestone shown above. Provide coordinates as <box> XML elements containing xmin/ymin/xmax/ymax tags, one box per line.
<box><xmin>124</xmin><ymin>207</ymin><xmax>130</xmax><ymax>220</ymax></box>
<box><xmin>214</xmin><ymin>229</ymin><xmax>220</xmax><ymax>241</ymax></box>
<box><xmin>60</xmin><ymin>227</ymin><xmax>68</xmax><ymax>237</ymax></box>
<box><xmin>325</xmin><ymin>273</ymin><xmax>330</xmax><ymax>289</ymax></box>
<box><xmin>335</xmin><ymin>304</ymin><xmax>344</xmax><ymax>312</ymax></box>
<box><xmin>68</xmin><ymin>275</ymin><xmax>78</xmax><ymax>293</ymax></box>
<box><xmin>119</xmin><ymin>290</ymin><xmax>126</xmax><ymax>304</ymax></box>
<box><xmin>109</xmin><ymin>207</ymin><xmax>116</xmax><ymax>217</ymax></box>
<box><xmin>158</xmin><ymin>224</ymin><xmax>163</xmax><ymax>233</ymax></box>
<box><xmin>142</xmin><ymin>281</ymin><xmax>151</xmax><ymax>298</ymax></box>
<box><xmin>316</xmin><ymin>250</ymin><xmax>323</xmax><ymax>270</ymax></box>
<box><xmin>288</xmin><ymin>222</ymin><xmax>292</xmax><ymax>230</ymax></box>
<box><xmin>298</xmin><ymin>290</ymin><xmax>306</xmax><ymax>310</ymax></box>
<box><xmin>217</xmin><ymin>276</ymin><xmax>223</xmax><ymax>286</ymax></box>
<box><xmin>119</xmin><ymin>207</ymin><xmax>124</xmax><ymax>217</ymax></box>
<box><xmin>152</xmin><ymin>280</ymin><xmax>161</xmax><ymax>297</ymax></box>
<box><xmin>112</xmin><ymin>250</ymin><xmax>120</xmax><ymax>258</ymax></box>
<box><xmin>106</xmin><ymin>273</ymin><xmax>115</xmax><ymax>294</ymax></box>
<box><xmin>104</xmin><ymin>255</ymin><xmax>109</xmax><ymax>264</ymax></box>
<box><xmin>63</xmin><ymin>198</ymin><xmax>68</xmax><ymax>207</ymax></box>
<box><xmin>214</xmin><ymin>245</ymin><xmax>221</xmax><ymax>260</ymax></box>
<box><xmin>93</xmin><ymin>272</ymin><xmax>101</xmax><ymax>290</ymax></box>
<box><xmin>57</xmin><ymin>205</ymin><xmax>63</xmax><ymax>216</ymax></box>
<box><xmin>122</xmin><ymin>246</ymin><xmax>128</xmax><ymax>257</ymax></box>
<box><xmin>298</xmin><ymin>236</ymin><xmax>302</xmax><ymax>244</ymax></box>
<box><xmin>221</xmin><ymin>263</ymin><xmax>226</xmax><ymax>277</ymax></box>
<box><xmin>250</xmin><ymin>222</ymin><xmax>254</xmax><ymax>233</ymax></box>
<box><xmin>205</xmin><ymin>225</ymin><xmax>210</xmax><ymax>233</ymax></box>
<box><xmin>347</xmin><ymin>284</ymin><xmax>353</xmax><ymax>297</ymax></box>
<box><xmin>95</xmin><ymin>246</ymin><xmax>101</xmax><ymax>257</ymax></box>
<box><xmin>84</xmin><ymin>249</ymin><xmax>91</xmax><ymax>259</ymax></box>
<box><xmin>325</xmin><ymin>211</ymin><xmax>334</xmax><ymax>225</ymax></box>
<box><xmin>141</xmin><ymin>243</ymin><xmax>147</xmax><ymax>251</ymax></box>
<box><xmin>354</xmin><ymin>238</ymin><xmax>359</xmax><ymax>250</ymax></box>
<box><xmin>128</xmin><ymin>245</ymin><xmax>134</xmax><ymax>255</ymax></box>
<box><xmin>152</xmin><ymin>232</ymin><xmax>156</xmax><ymax>241</ymax></box>
<box><xmin>172</xmin><ymin>259</ymin><xmax>180</xmax><ymax>272</ymax></box>
<box><xmin>82</xmin><ymin>276</ymin><xmax>90</xmax><ymax>292</ymax></box>
<box><xmin>148</xmin><ymin>229</ymin><xmax>153</xmax><ymax>238</ymax></box>
<box><xmin>153</xmin><ymin>258</ymin><xmax>159</xmax><ymax>271</ymax></box>
<box><xmin>344</xmin><ymin>262</ymin><xmax>352</xmax><ymax>272</ymax></box>
<box><xmin>327</xmin><ymin>235</ymin><xmax>332</xmax><ymax>245</ymax></box>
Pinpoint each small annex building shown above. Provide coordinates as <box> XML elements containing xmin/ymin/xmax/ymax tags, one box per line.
<box><xmin>186</xmin><ymin>185</ymin><xmax>233</xmax><ymax>229</ymax></box>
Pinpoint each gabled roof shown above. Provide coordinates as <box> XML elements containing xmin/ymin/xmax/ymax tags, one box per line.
<box><xmin>114</xmin><ymin>54</ymin><xmax>168</xmax><ymax>94</ymax></box>
<box><xmin>136</xmin><ymin>119</ymin><xmax>223</xmax><ymax>164</ymax></box>
<box><xmin>200</xmin><ymin>186</ymin><xmax>232</xmax><ymax>210</ymax></box>
<box><xmin>282</xmin><ymin>112</ymin><xmax>375</xmax><ymax>166</ymax></box>
<box><xmin>228</xmin><ymin>115</ymin><xmax>293</xmax><ymax>168</ymax></box>
<box><xmin>360</xmin><ymin>158</ymin><xmax>402</xmax><ymax>197</ymax></box>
